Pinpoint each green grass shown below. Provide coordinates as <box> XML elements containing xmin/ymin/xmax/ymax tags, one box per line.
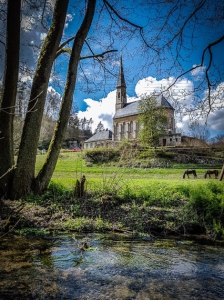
<box><xmin>20</xmin><ymin>152</ymin><xmax>223</xmax><ymax>238</ymax></box>
<box><xmin>36</xmin><ymin>152</ymin><xmax>223</xmax><ymax>191</ymax></box>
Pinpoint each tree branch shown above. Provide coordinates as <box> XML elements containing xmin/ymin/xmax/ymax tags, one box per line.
<box><xmin>103</xmin><ymin>0</ymin><xmax>142</xmax><ymax>30</ymax></box>
<box><xmin>201</xmin><ymin>35</ymin><xmax>224</xmax><ymax>113</ymax></box>
<box><xmin>164</xmin><ymin>0</ymin><xmax>207</xmax><ymax>48</ymax></box>
<box><xmin>58</xmin><ymin>35</ymin><xmax>76</xmax><ymax>51</ymax></box>
<box><xmin>103</xmin><ymin>0</ymin><xmax>158</xmax><ymax>52</ymax></box>
<box><xmin>55</xmin><ymin>47</ymin><xmax>71</xmax><ymax>58</ymax></box>
<box><xmin>80</xmin><ymin>49</ymin><xmax>117</xmax><ymax>60</ymax></box>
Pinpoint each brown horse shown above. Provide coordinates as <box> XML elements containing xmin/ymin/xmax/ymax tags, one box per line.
<box><xmin>204</xmin><ymin>169</ymin><xmax>219</xmax><ymax>179</ymax></box>
<box><xmin>183</xmin><ymin>169</ymin><xmax>197</xmax><ymax>179</ymax></box>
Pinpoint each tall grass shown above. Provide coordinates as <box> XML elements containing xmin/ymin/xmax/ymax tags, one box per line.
<box><xmin>33</xmin><ymin>152</ymin><xmax>224</xmax><ymax>238</ymax></box>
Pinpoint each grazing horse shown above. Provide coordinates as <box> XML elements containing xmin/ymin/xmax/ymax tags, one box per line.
<box><xmin>183</xmin><ymin>169</ymin><xmax>197</xmax><ymax>179</ymax></box>
<box><xmin>204</xmin><ymin>169</ymin><xmax>219</xmax><ymax>179</ymax></box>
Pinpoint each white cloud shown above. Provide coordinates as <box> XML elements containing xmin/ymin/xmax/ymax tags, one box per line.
<box><xmin>135</xmin><ymin>76</ymin><xmax>194</xmax><ymax>106</ymax></box>
<box><xmin>65</xmin><ymin>13</ymin><xmax>74</xmax><ymax>29</ymax></box>
<box><xmin>77</xmin><ymin>91</ymin><xmax>117</xmax><ymax>132</ymax></box>
<box><xmin>21</xmin><ymin>16</ymin><xmax>36</xmax><ymax>32</ymax></box>
<box><xmin>40</xmin><ymin>33</ymin><xmax>47</xmax><ymax>41</ymax></box>
<box><xmin>76</xmin><ymin>76</ymin><xmax>224</xmax><ymax>138</ymax></box>
<box><xmin>77</xmin><ymin>76</ymin><xmax>194</xmax><ymax>132</ymax></box>
<box><xmin>20</xmin><ymin>75</ymin><xmax>32</xmax><ymax>83</ymax></box>
<box><xmin>208</xmin><ymin>110</ymin><xmax>224</xmax><ymax>133</ymax></box>
<box><xmin>191</xmin><ymin>65</ymin><xmax>206</xmax><ymax>80</ymax></box>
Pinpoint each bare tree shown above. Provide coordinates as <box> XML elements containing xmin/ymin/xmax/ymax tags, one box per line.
<box><xmin>10</xmin><ymin>0</ymin><xmax>70</xmax><ymax>199</ymax></box>
<box><xmin>188</xmin><ymin>120</ymin><xmax>210</xmax><ymax>142</ymax></box>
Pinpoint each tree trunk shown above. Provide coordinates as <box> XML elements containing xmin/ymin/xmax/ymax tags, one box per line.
<box><xmin>33</xmin><ymin>0</ymin><xmax>96</xmax><ymax>193</ymax></box>
<box><xmin>10</xmin><ymin>0</ymin><xmax>69</xmax><ymax>199</ymax></box>
<box><xmin>0</xmin><ymin>0</ymin><xmax>21</xmax><ymax>197</ymax></box>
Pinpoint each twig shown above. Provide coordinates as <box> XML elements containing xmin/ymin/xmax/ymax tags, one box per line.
<box><xmin>0</xmin><ymin>218</ymin><xmax>21</xmax><ymax>239</ymax></box>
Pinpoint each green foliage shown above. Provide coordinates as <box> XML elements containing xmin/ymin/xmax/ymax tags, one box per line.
<box><xmin>64</xmin><ymin>217</ymin><xmax>112</xmax><ymax>232</ymax></box>
<box><xmin>138</xmin><ymin>96</ymin><xmax>168</xmax><ymax>147</ymax></box>
<box><xmin>38</xmin><ymin>139</ymin><xmax>51</xmax><ymax>150</ymax></box>
<box><xmin>188</xmin><ymin>184</ymin><xmax>219</xmax><ymax>219</ymax></box>
<box><xmin>65</xmin><ymin>217</ymin><xmax>94</xmax><ymax>231</ymax></box>
<box><xmin>15</xmin><ymin>228</ymin><xmax>47</xmax><ymax>236</ymax></box>
<box><xmin>155</xmin><ymin>150</ymin><xmax>175</xmax><ymax>159</ymax></box>
<box><xmin>184</xmin><ymin>183</ymin><xmax>224</xmax><ymax>237</ymax></box>
<box><xmin>121</xmin><ymin>185</ymin><xmax>136</xmax><ymax>201</ymax></box>
<box><xmin>84</xmin><ymin>148</ymin><xmax>120</xmax><ymax>163</ymax></box>
<box><xmin>136</xmin><ymin>148</ymin><xmax>155</xmax><ymax>159</ymax></box>
<box><xmin>94</xmin><ymin>217</ymin><xmax>112</xmax><ymax>231</ymax></box>
<box><xmin>24</xmin><ymin>181</ymin><xmax>74</xmax><ymax>205</ymax></box>
<box><xmin>213</xmin><ymin>220</ymin><xmax>224</xmax><ymax>239</ymax></box>
<box><xmin>28</xmin><ymin>154</ymin><xmax>224</xmax><ymax>239</ymax></box>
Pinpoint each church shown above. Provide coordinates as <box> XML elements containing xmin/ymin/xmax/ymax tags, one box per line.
<box><xmin>84</xmin><ymin>57</ymin><xmax>181</xmax><ymax>149</ymax></box>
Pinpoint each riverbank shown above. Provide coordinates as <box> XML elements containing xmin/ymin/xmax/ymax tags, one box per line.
<box><xmin>1</xmin><ymin>152</ymin><xmax>224</xmax><ymax>243</ymax></box>
<box><xmin>1</xmin><ymin>194</ymin><xmax>224</xmax><ymax>245</ymax></box>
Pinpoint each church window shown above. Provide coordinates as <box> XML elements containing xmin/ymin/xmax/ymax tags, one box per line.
<box><xmin>130</xmin><ymin>121</ymin><xmax>133</xmax><ymax>133</ymax></box>
<box><xmin>118</xmin><ymin>92</ymin><xmax>120</xmax><ymax>99</ymax></box>
<box><xmin>116</xmin><ymin>124</ymin><xmax>119</xmax><ymax>136</ymax></box>
<box><xmin>123</xmin><ymin>123</ymin><xmax>126</xmax><ymax>135</ymax></box>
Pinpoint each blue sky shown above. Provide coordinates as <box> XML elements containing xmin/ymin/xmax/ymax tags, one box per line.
<box><xmin>1</xmin><ymin>0</ymin><xmax>223</xmax><ymax>139</ymax></box>
<box><xmin>60</xmin><ymin>0</ymin><xmax>224</xmax><ymax>139</ymax></box>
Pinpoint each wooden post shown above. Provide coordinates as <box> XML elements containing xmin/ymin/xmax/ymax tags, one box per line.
<box><xmin>219</xmin><ymin>164</ymin><xmax>224</xmax><ymax>181</ymax></box>
<box><xmin>74</xmin><ymin>175</ymin><xmax>86</xmax><ymax>197</ymax></box>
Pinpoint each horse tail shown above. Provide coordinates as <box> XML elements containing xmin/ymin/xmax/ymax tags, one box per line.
<box><xmin>194</xmin><ymin>170</ymin><xmax>197</xmax><ymax>178</ymax></box>
<box><xmin>204</xmin><ymin>172</ymin><xmax>207</xmax><ymax>179</ymax></box>
<box><xmin>183</xmin><ymin>172</ymin><xmax>185</xmax><ymax>179</ymax></box>
<box><xmin>216</xmin><ymin>170</ymin><xmax>218</xmax><ymax>178</ymax></box>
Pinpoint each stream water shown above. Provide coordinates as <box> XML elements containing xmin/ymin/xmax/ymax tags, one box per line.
<box><xmin>0</xmin><ymin>233</ymin><xmax>224</xmax><ymax>300</ymax></box>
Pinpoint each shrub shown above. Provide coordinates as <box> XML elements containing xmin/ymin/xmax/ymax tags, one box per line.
<box><xmin>186</xmin><ymin>183</ymin><xmax>224</xmax><ymax>237</ymax></box>
<box><xmin>85</xmin><ymin>148</ymin><xmax>120</xmax><ymax>163</ymax></box>
<box><xmin>24</xmin><ymin>182</ymin><xmax>74</xmax><ymax>205</ymax></box>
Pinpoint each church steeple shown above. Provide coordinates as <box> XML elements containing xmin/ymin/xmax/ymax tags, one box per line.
<box><xmin>116</xmin><ymin>56</ymin><xmax>127</xmax><ymax>111</ymax></box>
<box><xmin>117</xmin><ymin>56</ymin><xmax>126</xmax><ymax>88</ymax></box>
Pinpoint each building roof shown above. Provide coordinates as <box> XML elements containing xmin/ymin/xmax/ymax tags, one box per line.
<box><xmin>114</xmin><ymin>94</ymin><xmax>174</xmax><ymax>119</ymax></box>
<box><xmin>84</xmin><ymin>130</ymin><xmax>112</xmax><ymax>143</ymax></box>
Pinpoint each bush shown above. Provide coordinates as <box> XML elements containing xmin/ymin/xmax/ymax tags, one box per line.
<box><xmin>24</xmin><ymin>182</ymin><xmax>74</xmax><ymax>205</ymax></box>
<box><xmin>186</xmin><ymin>183</ymin><xmax>224</xmax><ymax>237</ymax></box>
<box><xmin>85</xmin><ymin>148</ymin><xmax>120</xmax><ymax>163</ymax></box>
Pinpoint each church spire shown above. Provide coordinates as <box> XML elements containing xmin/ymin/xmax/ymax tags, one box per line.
<box><xmin>115</xmin><ymin>56</ymin><xmax>127</xmax><ymax>111</ymax></box>
<box><xmin>117</xmin><ymin>56</ymin><xmax>126</xmax><ymax>88</ymax></box>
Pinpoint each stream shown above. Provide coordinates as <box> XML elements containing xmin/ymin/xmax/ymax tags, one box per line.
<box><xmin>0</xmin><ymin>233</ymin><xmax>224</xmax><ymax>299</ymax></box>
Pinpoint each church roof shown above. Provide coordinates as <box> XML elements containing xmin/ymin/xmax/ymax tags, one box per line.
<box><xmin>114</xmin><ymin>94</ymin><xmax>174</xmax><ymax>119</ymax></box>
<box><xmin>117</xmin><ymin>56</ymin><xmax>126</xmax><ymax>88</ymax></box>
<box><xmin>84</xmin><ymin>130</ymin><xmax>112</xmax><ymax>143</ymax></box>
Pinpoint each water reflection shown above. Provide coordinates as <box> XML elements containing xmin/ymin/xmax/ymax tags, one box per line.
<box><xmin>0</xmin><ymin>233</ymin><xmax>224</xmax><ymax>299</ymax></box>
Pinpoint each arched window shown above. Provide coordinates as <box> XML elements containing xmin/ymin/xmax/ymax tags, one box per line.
<box><xmin>130</xmin><ymin>121</ymin><xmax>133</xmax><ymax>133</ymax></box>
<box><xmin>123</xmin><ymin>123</ymin><xmax>126</xmax><ymax>135</ymax></box>
<box><xmin>116</xmin><ymin>123</ymin><xmax>119</xmax><ymax>136</ymax></box>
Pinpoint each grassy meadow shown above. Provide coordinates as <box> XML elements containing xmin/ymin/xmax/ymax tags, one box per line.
<box><xmin>8</xmin><ymin>150</ymin><xmax>221</xmax><ymax>239</ymax></box>
<box><xmin>35</xmin><ymin>151</ymin><xmax>223</xmax><ymax>196</ymax></box>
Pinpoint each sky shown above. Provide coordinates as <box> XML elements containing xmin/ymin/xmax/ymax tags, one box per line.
<box><xmin>0</xmin><ymin>0</ymin><xmax>224</xmax><ymax>140</ymax></box>
<box><xmin>66</xmin><ymin>0</ymin><xmax>224</xmax><ymax>139</ymax></box>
